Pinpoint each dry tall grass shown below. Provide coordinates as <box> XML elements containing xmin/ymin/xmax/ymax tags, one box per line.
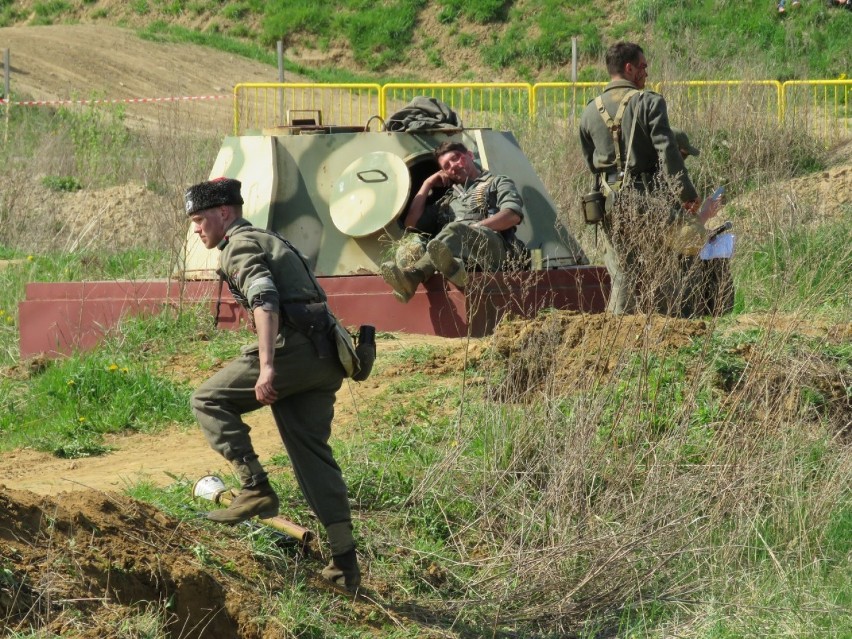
<box><xmin>409</xmin><ymin>303</ymin><xmax>848</xmax><ymax>633</ymax></box>
<box><xmin>396</xmin><ymin>92</ymin><xmax>850</xmax><ymax>634</ymax></box>
<box><xmin>0</xmin><ymin>101</ymin><xmax>221</xmax><ymax>261</ymax></box>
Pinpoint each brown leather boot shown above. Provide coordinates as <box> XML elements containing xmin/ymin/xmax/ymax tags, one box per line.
<box><xmin>206</xmin><ymin>481</ymin><xmax>280</xmax><ymax>524</ymax></box>
<box><xmin>321</xmin><ymin>548</ymin><xmax>361</xmax><ymax>592</ymax></box>
<box><xmin>380</xmin><ymin>262</ymin><xmax>423</xmax><ymax>303</ymax></box>
<box><xmin>427</xmin><ymin>239</ymin><xmax>467</xmax><ymax>288</ymax></box>
<box><xmin>207</xmin><ymin>455</ymin><xmax>279</xmax><ymax>524</ymax></box>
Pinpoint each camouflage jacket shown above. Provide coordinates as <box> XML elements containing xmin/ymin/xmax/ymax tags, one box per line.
<box><xmin>579</xmin><ymin>79</ymin><xmax>698</xmax><ymax>203</ymax></box>
<box><xmin>442</xmin><ymin>171</ymin><xmax>525</xmax><ymax>240</ymax></box>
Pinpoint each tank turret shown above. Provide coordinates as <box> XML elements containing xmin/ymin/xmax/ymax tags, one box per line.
<box><xmin>180</xmin><ymin>112</ymin><xmax>587</xmax><ymax>279</ymax></box>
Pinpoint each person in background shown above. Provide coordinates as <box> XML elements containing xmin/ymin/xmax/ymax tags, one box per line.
<box><xmin>579</xmin><ymin>41</ymin><xmax>699</xmax><ymax>315</ymax></box>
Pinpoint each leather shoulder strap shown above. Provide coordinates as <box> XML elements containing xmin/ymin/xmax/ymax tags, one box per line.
<box><xmin>596</xmin><ymin>89</ymin><xmax>641</xmax><ymax>174</ymax></box>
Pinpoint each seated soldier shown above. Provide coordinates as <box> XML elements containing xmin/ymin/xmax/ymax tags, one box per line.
<box><xmin>381</xmin><ymin>141</ymin><xmax>526</xmax><ymax>303</ymax></box>
<box><xmin>670</xmin><ymin>128</ymin><xmax>733</xmax><ymax>317</ymax></box>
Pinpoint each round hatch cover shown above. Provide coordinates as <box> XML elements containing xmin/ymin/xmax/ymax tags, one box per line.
<box><xmin>330</xmin><ymin>152</ymin><xmax>411</xmax><ymax>237</ymax></box>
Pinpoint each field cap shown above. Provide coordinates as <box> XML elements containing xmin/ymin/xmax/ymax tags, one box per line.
<box><xmin>185</xmin><ymin>177</ymin><xmax>244</xmax><ymax>215</ymax></box>
<box><xmin>672</xmin><ymin>129</ymin><xmax>700</xmax><ymax>157</ymax></box>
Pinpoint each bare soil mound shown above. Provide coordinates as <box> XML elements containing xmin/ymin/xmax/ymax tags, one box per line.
<box><xmin>0</xmin><ymin>488</ymin><xmax>289</xmax><ymax>638</ymax></box>
<box><xmin>730</xmin><ymin>140</ymin><xmax>852</xmax><ymax>231</ymax></box>
<box><xmin>21</xmin><ymin>181</ymin><xmax>178</xmax><ymax>253</ymax></box>
<box><xmin>489</xmin><ymin>310</ymin><xmax>710</xmax><ymax>398</ymax></box>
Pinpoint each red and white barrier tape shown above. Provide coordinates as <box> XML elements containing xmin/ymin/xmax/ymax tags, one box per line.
<box><xmin>0</xmin><ymin>94</ymin><xmax>229</xmax><ymax>106</ymax></box>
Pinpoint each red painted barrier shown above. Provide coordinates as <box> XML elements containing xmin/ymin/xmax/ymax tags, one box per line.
<box><xmin>18</xmin><ymin>268</ymin><xmax>608</xmax><ymax>358</ymax></box>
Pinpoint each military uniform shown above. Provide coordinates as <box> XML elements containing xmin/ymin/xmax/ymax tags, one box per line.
<box><xmin>391</xmin><ymin>172</ymin><xmax>524</xmax><ymax>272</ymax></box>
<box><xmin>417</xmin><ymin>171</ymin><xmax>525</xmax><ymax>272</ymax></box>
<box><xmin>191</xmin><ymin>218</ymin><xmax>356</xmax><ymax>560</ymax></box>
<box><xmin>579</xmin><ymin>79</ymin><xmax>698</xmax><ymax>315</ymax></box>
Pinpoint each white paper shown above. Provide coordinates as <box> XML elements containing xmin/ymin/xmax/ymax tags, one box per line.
<box><xmin>700</xmin><ymin>233</ymin><xmax>735</xmax><ymax>260</ymax></box>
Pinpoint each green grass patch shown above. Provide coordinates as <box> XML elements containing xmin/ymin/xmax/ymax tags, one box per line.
<box><xmin>33</xmin><ymin>0</ymin><xmax>71</xmax><ymax>19</ymax></box>
<box><xmin>2</xmin><ymin>98</ymin><xmax>135</xmax><ymax>188</ymax></box>
<box><xmin>0</xmin><ymin>248</ymin><xmax>177</xmax><ymax>366</ymax></box>
<box><xmin>0</xmin><ymin>349</ymin><xmax>192</xmax><ymax>457</ymax></box>
<box><xmin>0</xmin><ymin>297</ymin><xmax>248</xmax><ymax>458</ymax></box>
<box><xmin>642</xmin><ymin>0</ymin><xmax>851</xmax><ymax>79</ymax></box>
<box><xmin>438</xmin><ymin>0</ymin><xmax>507</xmax><ymax>24</ymax></box>
<box><xmin>41</xmin><ymin>175</ymin><xmax>83</xmax><ymax>192</ymax></box>
<box><xmin>734</xmin><ymin>217</ymin><xmax>852</xmax><ymax>316</ymax></box>
<box><xmin>262</xmin><ymin>0</ymin><xmax>424</xmax><ymax>72</ymax></box>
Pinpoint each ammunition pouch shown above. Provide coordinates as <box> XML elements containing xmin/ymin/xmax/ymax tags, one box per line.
<box><xmin>332</xmin><ymin>319</ymin><xmax>381</xmax><ymax>381</ymax></box>
<box><xmin>281</xmin><ymin>302</ymin><xmax>334</xmax><ymax>359</ymax></box>
<box><xmin>332</xmin><ymin>321</ymin><xmax>359</xmax><ymax>378</ymax></box>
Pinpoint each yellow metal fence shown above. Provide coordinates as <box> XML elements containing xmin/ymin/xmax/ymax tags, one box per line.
<box><xmin>234</xmin><ymin>80</ymin><xmax>851</xmax><ymax>140</ymax></box>
<box><xmin>233</xmin><ymin>83</ymin><xmax>381</xmax><ymax>133</ymax></box>
<box><xmin>783</xmin><ymin>80</ymin><xmax>851</xmax><ymax>139</ymax></box>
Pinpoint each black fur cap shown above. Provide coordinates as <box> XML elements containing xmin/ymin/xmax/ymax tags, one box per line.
<box><xmin>184</xmin><ymin>177</ymin><xmax>244</xmax><ymax>216</ymax></box>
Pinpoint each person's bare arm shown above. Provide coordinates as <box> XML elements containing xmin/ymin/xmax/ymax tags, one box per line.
<box><xmin>475</xmin><ymin>209</ymin><xmax>522</xmax><ymax>232</ymax></box>
<box><xmin>253</xmin><ymin>307</ymin><xmax>280</xmax><ymax>405</ymax></box>
<box><xmin>403</xmin><ymin>171</ymin><xmax>450</xmax><ymax>228</ymax></box>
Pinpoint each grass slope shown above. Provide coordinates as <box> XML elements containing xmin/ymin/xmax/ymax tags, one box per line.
<box><xmin>1</xmin><ymin>0</ymin><xmax>849</xmax><ymax>82</ymax></box>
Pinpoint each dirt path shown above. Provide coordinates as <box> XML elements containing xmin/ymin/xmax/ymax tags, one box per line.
<box><xmin>0</xmin><ymin>24</ymin><xmax>279</xmax><ymax>133</ymax></box>
<box><xmin>0</xmin><ymin>333</ymin><xmax>458</xmax><ymax>496</ymax></box>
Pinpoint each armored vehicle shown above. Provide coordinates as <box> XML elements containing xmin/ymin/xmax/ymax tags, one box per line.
<box><xmin>178</xmin><ymin>109</ymin><xmax>605</xmax><ymax>335</ymax></box>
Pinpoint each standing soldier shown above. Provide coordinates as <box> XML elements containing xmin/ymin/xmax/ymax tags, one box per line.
<box><xmin>579</xmin><ymin>41</ymin><xmax>700</xmax><ymax>315</ymax></box>
<box><xmin>185</xmin><ymin>177</ymin><xmax>361</xmax><ymax>591</ymax></box>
